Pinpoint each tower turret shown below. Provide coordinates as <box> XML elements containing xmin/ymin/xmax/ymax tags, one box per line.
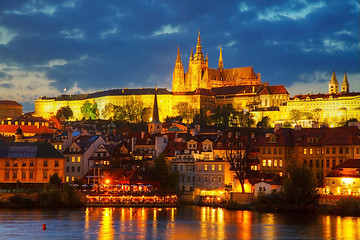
<box><xmin>329</xmin><ymin>70</ymin><xmax>339</xmax><ymax>94</ymax></box>
<box><xmin>194</xmin><ymin>32</ymin><xmax>204</xmax><ymax>61</ymax></box>
<box><xmin>172</xmin><ymin>46</ymin><xmax>185</xmax><ymax>92</ymax></box>
<box><xmin>341</xmin><ymin>71</ymin><xmax>349</xmax><ymax>93</ymax></box>
<box><xmin>148</xmin><ymin>87</ymin><xmax>162</xmax><ymax>134</ymax></box>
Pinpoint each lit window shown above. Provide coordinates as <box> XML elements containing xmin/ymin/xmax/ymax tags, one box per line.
<box><xmin>304</xmin><ymin>149</ymin><xmax>307</xmax><ymax>155</ymax></box>
<box><xmin>219</xmin><ymin>165</ymin><xmax>222</xmax><ymax>171</ymax></box>
<box><xmin>72</xmin><ymin>157</ymin><xmax>75</xmax><ymax>162</ymax></box>
<box><xmin>267</xmin><ymin>160</ymin><xmax>272</xmax><ymax>167</ymax></box>
<box><xmin>43</xmin><ymin>172</ymin><xmax>47</xmax><ymax>178</ymax></box>
<box><xmin>262</xmin><ymin>160</ymin><xmax>266</xmax><ymax>167</ymax></box>
<box><xmin>204</xmin><ymin>165</ymin><xmax>208</xmax><ymax>171</ymax></box>
<box><xmin>66</xmin><ymin>176</ymin><xmax>69</xmax><ymax>182</ymax></box>
<box><xmin>274</xmin><ymin>160</ymin><xmax>277</xmax><ymax>167</ymax></box>
<box><xmin>279</xmin><ymin>160</ymin><xmax>283</xmax><ymax>167</ymax></box>
<box><xmin>310</xmin><ymin>149</ymin><xmax>313</xmax><ymax>155</ymax></box>
<box><xmin>59</xmin><ymin>145</ymin><xmax>62</xmax><ymax>150</ymax></box>
<box><xmin>77</xmin><ymin>157</ymin><xmax>81</xmax><ymax>162</ymax></box>
<box><xmin>212</xmin><ymin>165</ymin><xmax>215</xmax><ymax>170</ymax></box>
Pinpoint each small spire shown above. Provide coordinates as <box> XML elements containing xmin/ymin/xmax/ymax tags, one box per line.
<box><xmin>190</xmin><ymin>48</ymin><xmax>194</xmax><ymax>61</ymax></box>
<box><xmin>341</xmin><ymin>71</ymin><xmax>349</xmax><ymax>93</ymax></box>
<box><xmin>329</xmin><ymin>70</ymin><xmax>339</xmax><ymax>94</ymax></box>
<box><xmin>218</xmin><ymin>45</ymin><xmax>223</xmax><ymax>70</ymax></box>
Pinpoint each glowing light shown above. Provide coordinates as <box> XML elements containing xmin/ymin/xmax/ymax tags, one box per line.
<box><xmin>106</xmin><ymin>179</ymin><xmax>110</xmax><ymax>184</ymax></box>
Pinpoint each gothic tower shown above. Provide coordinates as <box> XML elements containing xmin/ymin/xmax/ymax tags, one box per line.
<box><xmin>172</xmin><ymin>46</ymin><xmax>184</xmax><ymax>92</ymax></box>
<box><xmin>341</xmin><ymin>71</ymin><xmax>349</xmax><ymax>93</ymax></box>
<box><xmin>329</xmin><ymin>70</ymin><xmax>339</xmax><ymax>94</ymax></box>
<box><xmin>187</xmin><ymin>32</ymin><xmax>209</xmax><ymax>91</ymax></box>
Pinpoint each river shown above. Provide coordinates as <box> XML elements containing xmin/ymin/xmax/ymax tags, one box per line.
<box><xmin>0</xmin><ymin>206</ymin><xmax>359</xmax><ymax>240</ymax></box>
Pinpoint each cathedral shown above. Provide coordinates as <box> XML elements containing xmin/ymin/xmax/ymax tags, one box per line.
<box><xmin>172</xmin><ymin>32</ymin><xmax>261</xmax><ymax>92</ymax></box>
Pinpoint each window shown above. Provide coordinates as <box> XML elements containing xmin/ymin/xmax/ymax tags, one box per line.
<box><xmin>316</xmin><ymin>160</ymin><xmax>319</xmax><ymax>168</ymax></box>
<box><xmin>262</xmin><ymin>160</ymin><xmax>266</xmax><ymax>167</ymax></box>
<box><xmin>279</xmin><ymin>160</ymin><xmax>283</xmax><ymax>167</ymax></box>
<box><xmin>13</xmin><ymin>172</ymin><xmax>17</xmax><ymax>179</ymax></box>
<box><xmin>219</xmin><ymin>165</ymin><xmax>222</xmax><ymax>171</ymax></box>
<box><xmin>309</xmin><ymin>160</ymin><xmax>313</xmax><ymax>168</ymax></box>
<box><xmin>303</xmin><ymin>160</ymin><xmax>307</xmax><ymax>166</ymax></box>
<box><xmin>267</xmin><ymin>160</ymin><xmax>272</xmax><ymax>167</ymax></box>
<box><xmin>55</xmin><ymin>161</ymin><xmax>59</xmax><ymax>167</ymax></box>
<box><xmin>332</xmin><ymin>148</ymin><xmax>336</xmax><ymax>154</ymax></box>
<box><xmin>77</xmin><ymin>167</ymin><xmax>81</xmax><ymax>172</ymax></box>
<box><xmin>267</xmin><ymin>148</ymin><xmax>271</xmax><ymax>154</ymax></box>
<box><xmin>204</xmin><ymin>176</ymin><xmax>208</xmax><ymax>182</ymax></box>
<box><xmin>22</xmin><ymin>172</ymin><xmax>26</xmax><ymax>179</ymax></box>
<box><xmin>218</xmin><ymin>177</ymin><xmax>222</xmax><ymax>182</ymax></box>
<box><xmin>326</xmin><ymin>159</ymin><xmax>330</xmax><ymax>168</ymax></box>
<box><xmin>77</xmin><ymin>157</ymin><xmax>81</xmax><ymax>163</ymax></box>
<box><xmin>279</xmin><ymin>148</ymin><xmax>282</xmax><ymax>154</ymax></box>
<box><xmin>180</xmin><ymin>165</ymin><xmax>183</xmax><ymax>171</ymax></box>
<box><xmin>198</xmin><ymin>165</ymin><xmax>201</xmax><ymax>171</ymax></box>
<box><xmin>58</xmin><ymin>145</ymin><xmax>62</xmax><ymax>150</ymax></box>
<box><xmin>345</xmin><ymin>147</ymin><xmax>349</xmax><ymax>154</ymax></box>
<box><xmin>22</xmin><ymin>161</ymin><xmax>26</xmax><ymax>167</ymax></box>
<box><xmin>5</xmin><ymin>160</ymin><xmax>10</xmax><ymax>167</ymax></box>
<box><xmin>71</xmin><ymin>176</ymin><xmax>75</xmax><ymax>182</ymax></box>
<box><xmin>212</xmin><ymin>177</ymin><xmax>215</xmax><ymax>182</ymax></box>
<box><xmin>43</xmin><ymin>161</ymin><xmax>48</xmax><ymax>167</ymax></box>
<box><xmin>72</xmin><ymin>157</ymin><xmax>75</xmax><ymax>162</ymax></box>
<box><xmin>66</xmin><ymin>166</ymin><xmax>69</xmax><ymax>172</ymax></box>
<box><xmin>66</xmin><ymin>157</ymin><xmax>70</xmax><ymax>162</ymax></box>
<box><xmin>273</xmin><ymin>148</ymin><xmax>277</xmax><ymax>154</ymax></box>
<box><xmin>13</xmin><ymin>161</ymin><xmax>18</xmax><ymax>167</ymax></box>
<box><xmin>262</xmin><ymin>148</ymin><xmax>266</xmax><ymax>154</ymax></box>
<box><xmin>212</xmin><ymin>165</ymin><xmax>215</xmax><ymax>171</ymax></box>
<box><xmin>43</xmin><ymin>172</ymin><xmax>47</xmax><ymax>178</ymax></box>
<box><xmin>204</xmin><ymin>165</ymin><xmax>208</xmax><ymax>171</ymax></box>
<box><xmin>187</xmin><ymin>165</ymin><xmax>191</xmax><ymax>171</ymax></box>
<box><xmin>274</xmin><ymin>160</ymin><xmax>278</xmax><ymax>167</ymax></box>
<box><xmin>30</xmin><ymin>161</ymin><xmax>34</xmax><ymax>167</ymax></box>
<box><xmin>5</xmin><ymin>172</ymin><xmax>9</xmax><ymax>179</ymax></box>
<box><xmin>187</xmin><ymin>176</ymin><xmax>190</xmax><ymax>182</ymax></box>
<box><xmin>29</xmin><ymin>172</ymin><xmax>33</xmax><ymax>179</ymax></box>
<box><xmin>310</xmin><ymin>149</ymin><xmax>313</xmax><ymax>155</ymax></box>
<box><xmin>72</xmin><ymin>167</ymin><xmax>75</xmax><ymax>172</ymax></box>
<box><xmin>198</xmin><ymin>176</ymin><xmax>201</xmax><ymax>182</ymax></box>
<box><xmin>332</xmin><ymin>159</ymin><xmax>336</xmax><ymax>167</ymax></box>
<box><xmin>303</xmin><ymin>149</ymin><xmax>307</xmax><ymax>155</ymax></box>
<box><xmin>316</xmin><ymin>149</ymin><xmax>320</xmax><ymax>155</ymax></box>
<box><xmin>339</xmin><ymin>147</ymin><xmax>343</xmax><ymax>154</ymax></box>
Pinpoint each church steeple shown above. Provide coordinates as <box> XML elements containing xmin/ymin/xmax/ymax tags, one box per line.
<box><xmin>190</xmin><ymin>48</ymin><xmax>194</xmax><ymax>61</ymax></box>
<box><xmin>329</xmin><ymin>70</ymin><xmax>339</xmax><ymax>94</ymax></box>
<box><xmin>218</xmin><ymin>45</ymin><xmax>223</xmax><ymax>70</ymax></box>
<box><xmin>176</xmin><ymin>46</ymin><xmax>182</xmax><ymax>64</ymax></box>
<box><xmin>341</xmin><ymin>71</ymin><xmax>349</xmax><ymax>93</ymax></box>
<box><xmin>194</xmin><ymin>31</ymin><xmax>204</xmax><ymax>61</ymax></box>
<box><xmin>148</xmin><ymin>87</ymin><xmax>162</xmax><ymax>134</ymax></box>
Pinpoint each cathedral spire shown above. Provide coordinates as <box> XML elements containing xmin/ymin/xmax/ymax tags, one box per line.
<box><xmin>194</xmin><ymin>31</ymin><xmax>204</xmax><ymax>61</ymax></box>
<box><xmin>176</xmin><ymin>46</ymin><xmax>182</xmax><ymax>63</ymax></box>
<box><xmin>341</xmin><ymin>71</ymin><xmax>349</xmax><ymax>93</ymax></box>
<box><xmin>190</xmin><ymin>48</ymin><xmax>193</xmax><ymax>61</ymax></box>
<box><xmin>218</xmin><ymin>45</ymin><xmax>223</xmax><ymax>70</ymax></box>
<box><xmin>329</xmin><ymin>70</ymin><xmax>339</xmax><ymax>94</ymax></box>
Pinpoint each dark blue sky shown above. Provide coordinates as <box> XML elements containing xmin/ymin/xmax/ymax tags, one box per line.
<box><xmin>0</xmin><ymin>0</ymin><xmax>359</xmax><ymax>112</ymax></box>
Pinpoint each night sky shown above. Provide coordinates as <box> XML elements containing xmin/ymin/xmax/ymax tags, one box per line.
<box><xmin>0</xmin><ymin>0</ymin><xmax>359</xmax><ymax>112</ymax></box>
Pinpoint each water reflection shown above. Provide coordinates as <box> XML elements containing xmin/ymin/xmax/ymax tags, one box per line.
<box><xmin>1</xmin><ymin>207</ymin><xmax>360</xmax><ymax>240</ymax></box>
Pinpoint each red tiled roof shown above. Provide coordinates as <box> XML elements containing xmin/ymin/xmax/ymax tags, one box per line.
<box><xmin>0</xmin><ymin>100</ymin><xmax>22</xmax><ymax>106</ymax></box>
<box><xmin>0</xmin><ymin>125</ymin><xmax>55</xmax><ymax>135</ymax></box>
<box><xmin>292</xmin><ymin>92</ymin><xmax>360</xmax><ymax>100</ymax></box>
<box><xmin>334</xmin><ymin>159</ymin><xmax>360</xmax><ymax>169</ymax></box>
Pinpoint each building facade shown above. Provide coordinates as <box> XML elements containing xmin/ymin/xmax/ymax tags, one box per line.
<box><xmin>0</xmin><ymin>142</ymin><xmax>65</xmax><ymax>183</ymax></box>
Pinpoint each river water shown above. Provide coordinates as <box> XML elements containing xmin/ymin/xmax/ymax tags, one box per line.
<box><xmin>0</xmin><ymin>206</ymin><xmax>359</xmax><ymax>240</ymax></box>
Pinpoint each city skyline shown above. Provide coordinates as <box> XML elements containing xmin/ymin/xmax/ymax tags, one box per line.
<box><xmin>0</xmin><ymin>1</ymin><xmax>359</xmax><ymax>112</ymax></box>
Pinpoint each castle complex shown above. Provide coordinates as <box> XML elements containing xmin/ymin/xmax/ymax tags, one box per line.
<box><xmin>34</xmin><ymin>33</ymin><xmax>359</xmax><ymax>126</ymax></box>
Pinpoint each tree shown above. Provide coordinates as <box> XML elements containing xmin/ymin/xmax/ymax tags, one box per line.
<box><xmin>210</xmin><ymin>105</ymin><xmax>238</xmax><ymax>130</ymax></box>
<box><xmin>49</xmin><ymin>173</ymin><xmax>62</xmax><ymax>190</ymax></box>
<box><xmin>123</xmin><ymin>97</ymin><xmax>144</xmax><ymax>123</ymax></box>
<box><xmin>283</xmin><ymin>164</ymin><xmax>317</xmax><ymax>207</ymax></box>
<box><xmin>149</xmin><ymin>154</ymin><xmax>178</xmax><ymax>191</ymax></box>
<box><xmin>56</xmin><ymin>106</ymin><xmax>73</xmax><ymax>120</ymax></box>
<box><xmin>175</xmin><ymin>102</ymin><xmax>197</xmax><ymax>123</ymax></box>
<box><xmin>81</xmin><ymin>101</ymin><xmax>99</xmax><ymax>120</ymax></box>
<box><xmin>257</xmin><ymin>116</ymin><xmax>270</xmax><ymax>128</ymax></box>
<box><xmin>224</xmin><ymin>132</ymin><xmax>254</xmax><ymax>193</ymax></box>
<box><xmin>289</xmin><ymin>109</ymin><xmax>302</xmax><ymax>125</ymax></box>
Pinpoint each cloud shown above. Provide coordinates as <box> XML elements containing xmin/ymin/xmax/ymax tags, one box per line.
<box><xmin>0</xmin><ymin>26</ymin><xmax>17</xmax><ymax>45</ymax></box>
<box><xmin>152</xmin><ymin>24</ymin><xmax>181</xmax><ymax>36</ymax></box>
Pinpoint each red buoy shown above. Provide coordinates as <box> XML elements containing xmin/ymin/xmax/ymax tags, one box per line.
<box><xmin>42</xmin><ymin>224</ymin><xmax>46</xmax><ymax>230</ymax></box>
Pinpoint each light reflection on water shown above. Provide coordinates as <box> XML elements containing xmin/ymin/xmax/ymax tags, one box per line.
<box><xmin>0</xmin><ymin>206</ymin><xmax>359</xmax><ymax>239</ymax></box>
